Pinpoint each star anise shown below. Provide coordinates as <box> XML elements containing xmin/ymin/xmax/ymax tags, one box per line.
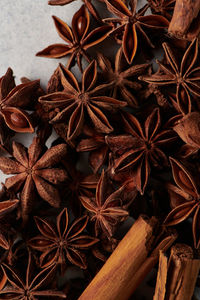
<box><xmin>164</xmin><ymin>158</ymin><xmax>200</xmax><ymax>248</ymax></box>
<box><xmin>61</xmin><ymin>158</ymin><xmax>99</xmax><ymax>216</ymax></box>
<box><xmin>39</xmin><ymin>60</ymin><xmax>126</xmax><ymax>141</ymax></box>
<box><xmin>104</xmin><ymin>0</ymin><xmax>169</xmax><ymax>64</ymax></box>
<box><xmin>80</xmin><ymin>170</ymin><xmax>129</xmax><ymax>238</ymax></box>
<box><xmin>147</xmin><ymin>0</ymin><xmax>176</xmax><ymax>20</ymax></box>
<box><xmin>98</xmin><ymin>48</ymin><xmax>149</xmax><ymax>107</ymax></box>
<box><xmin>140</xmin><ymin>38</ymin><xmax>200</xmax><ymax>115</ymax></box>
<box><xmin>0</xmin><ymin>137</ymin><xmax>68</xmax><ymax>221</ymax></box>
<box><xmin>77</xmin><ymin>125</ymin><xmax>109</xmax><ymax>173</ymax></box>
<box><xmin>0</xmin><ymin>253</ymin><xmax>66</xmax><ymax>299</ymax></box>
<box><xmin>0</xmin><ymin>68</ymin><xmax>40</xmax><ymax>144</ymax></box>
<box><xmin>36</xmin><ymin>5</ymin><xmax>111</xmax><ymax>71</ymax></box>
<box><xmin>106</xmin><ymin>108</ymin><xmax>177</xmax><ymax>194</ymax></box>
<box><xmin>29</xmin><ymin>208</ymin><xmax>98</xmax><ymax>270</ymax></box>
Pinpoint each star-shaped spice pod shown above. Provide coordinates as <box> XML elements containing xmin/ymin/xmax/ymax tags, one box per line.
<box><xmin>98</xmin><ymin>48</ymin><xmax>149</xmax><ymax>107</ymax></box>
<box><xmin>80</xmin><ymin>170</ymin><xmax>129</xmax><ymax>238</ymax></box>
<box><xmin>164</xmin><ymin>158</ymin><xmax>200</xmax><ymax>248</ymax></box>
<box><xmin>106</xmin><ymin>108</ymin><xmax>177</xmax><ymax>194</ymax></box>
<box><xmin>0</xmin><ymin>137</ymin><xmax>68</xmax><ymax>221</ymax></box>
<box><xmin>104</xmin><ymin>0</ymin><xmax>169</xmax><ymax>63</ymax></box>
<box><xmin>140</xmin><ymin>38</ymin><xmax>200</xmax><ymax>115</ymax></box>
<box><xmin>39</xmin><ymin>60</ymin><xmax>126</xmax><ymax>141</ymax></box>
<box><xmin>36</xmin><ymin>5</ymin><xmax>111</xmax><ymax>71</ymax></box>
<box><xmin>0</xmin><ymin>68</ymin><xmax>40</xmax><ymax>146</ymax></box>
<box><xmin>0</xmin><ymin>253</ymin><xmax>66</xmax><ymax>299</ymax></box>
<box><xmin>29</xmin><ymin>208</ymin><xmax>98</xmax><ymax>271</ymax></box>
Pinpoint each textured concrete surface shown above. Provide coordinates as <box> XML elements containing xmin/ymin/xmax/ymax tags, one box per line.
<box><xmin>0</xmin><ymin>0</ymin><xmax>82</xmax><ymax>87</ymax></box>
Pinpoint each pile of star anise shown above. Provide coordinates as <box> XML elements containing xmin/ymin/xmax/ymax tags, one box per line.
<box><xmin>0</xmin><ymin>0</ymin><xmax>200</xmax><ymax>299</ymax></box>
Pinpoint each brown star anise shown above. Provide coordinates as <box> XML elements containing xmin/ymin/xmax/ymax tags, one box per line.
<box><xmin>0</xmin><ymin>137</ymin><xmax>68</xmax><ymax>221</ymax></box>
<box><xmin>0</xmin><ymin>68</ymin><xmax>40</xmax><ymax>143</ymax></box>
<box><xmin>106</xmin><ymin>108</ymin><xmax>176</xmax><ymax>194</ymax></box>
<box><xmin>98</xmin><ymin>48</ymin><xmax>149</xmax><ymax>107</ymax></box>
<box><xmin>164</xmin><ymin>158</ymin><xmax>200</xmax><ymax>249</ymax></box>
<box><xmin>0</xmin><ymin>253</ymin><xmax>66</xmax><ymax>299</ymax></box>
<box><xmin>77</xmin><ymin>125</ymin><xmax>109</xmax><ymax>173</ymax></box>
<box><xmin>147</xmin><ymin>0</ymin><xmax>176</xmax><ymax>20</ymax></box>
<box><xmin>140</xmin><ymin>39</ymin><xmax>200</xmax><ymax>115</ymax></box>
<box><xmin>104</xmin><ymin>0</ymin><xmax>169</xmax><ymax>63</ymax></box>
<box><xmin>36</xmin><ymin>5</ymin><xmax>111</xmax><ymax>71</ymax></box>
<box><xmin>29</xmin><ymin>208</ymin><xmax>98</xmax><ymax>270</ymax></box>
<box><xmin>39</xmin><ymin>60</ymin><xmax>126</xmax><ymax>141</ymax></box>
<box><xmin>80</xmin><ymin>170</ymin><xmax>129</xmax><ymax>238</ymax></box>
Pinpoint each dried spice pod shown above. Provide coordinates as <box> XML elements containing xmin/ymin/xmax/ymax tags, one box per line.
<box><xmin>0</xmin><ymin>137</ymin><xmax>68</xmax><ymax>221</ymax></box>
<box><xmin>0</xmin><ymin>253</ymin><xmax>66</xmax><ymax>298</ymax></box>
<box><xmin>154</xmin><ymin>244</ymin><xmax>200</xmax><ymax>300</ymax></box>
<box><xmin>36</xmin><ymin>5</ymin><xmax>111</xmax><ymax>71</ymax></box>
<box><xmin>104</xmin><ymin>0</ymin><xmax>169</xmax><ymax>63</ymax></box>
<box><xmin>168</xmin><ymin>0</ymin><xmax>200</xmax><ymax>40</ymax></box>
<box><xmin>106</xmin><ymin>109</ymin><xmax>176</xmax><ymax>194</ymax></box>
<box><xmin>78</xmin><ymin>215</ymin><xmax>177</xmax><ymax>300</ymax></box>
<box><xmin>29</xmin><ymin>208</ymin><xmax>98</xmax><ymax>272</ymax></box>
<box><xmin>140</xmin><ymin>39</ymin><xmax>200</xmax><ymax>115</ymax></box>
<box><xmin>39</xmin><ymin>60</ymin><xmax>126</xmax><ymax>141</ymax></box>
<box><xmin>164</xmin><ymin>158</ymin><xmax>200</xmax><ymax>248</ymax></box>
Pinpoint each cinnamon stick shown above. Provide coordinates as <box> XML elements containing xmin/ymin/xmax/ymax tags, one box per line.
<box><xmin>168</xmin><ymin>0</ymin><xmax>200</xmax><ymax>40</ymax></box>
<box><xmin>153</xmin><ymin>244</ymin><xmax>200</xmax><ymax>300</ymax></box>
<box><xmin>78</xmin><ymin>216</ymin><xmax>177</xmax><ymax>300</ymax></box>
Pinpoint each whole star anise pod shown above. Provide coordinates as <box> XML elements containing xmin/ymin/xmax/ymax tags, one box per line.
<box><xmin>80</xmin><ymin>170</ymin><xmax>129</xmax><ymax>238</ymax></box>
<box><xmin>98</xmin><ymin>48</ymin><xmax>149</xmax><ymax>107</ymax></box>
<box><xmin>39</xmin><ymin>60</ymin><xmax>126</xmax><ymax>141</ymax></box>
<box><xmin>104</xmin><ymin>0</ymin><xmax>169</xmax><ymax>63</ymax></box>
<box><xmin>147</xmin><ymin>0</ymin><xmax>175</xmax><ymax>20</ymax></box>
<box><xmin>164</xmin><ymin>158</ymin><xmax>200</xmax><ymax>248</ymax></box>
<box><xmin>140</xmin><ymin>38</ymin><xmax>200</xmax><ymax>115</ymax></box>
<box><xmin>36</xmin><ymin>5</ymin><xmax>111</xmax><ymax>71</ymax></box>
<box><xmin>106</xmin><ymin>108</ymin><xmax>177</xmax><ymax>194</ymax></box>
<box><xmin>29</xmin><ymin>208</ymin><xmax>98</xmax><ymax>271</ymax></box>
<box><xmin>0</xmin><ymin>253</ymin><xmax>66</xmax><ymax>299</ymax></box>
<box><xmin>0</xmin><ymin>137</ymin><xmax>68</xmax><ymax>221</ymax></box>
<box><xmin>0</xmin><ymin>68</ymin><xmax>40</xmax><ymax>143</ymax></box>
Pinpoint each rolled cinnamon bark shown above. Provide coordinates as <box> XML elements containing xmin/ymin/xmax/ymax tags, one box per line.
<box><xmin>153</xmin><ymin>244</ymin><xmax>200</xmax><ymax>300</ymax></box>
<box><xmin>78</xmin><ymin>216</ymin><xmax>177</xmax><ymax>300</ymax></box>
<box><xmin>168</xmin><ymin>0</ymin><xmax>200</xmax><ymax>40</ymax></box>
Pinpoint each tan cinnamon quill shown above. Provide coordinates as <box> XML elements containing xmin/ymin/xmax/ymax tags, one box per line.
<box><xmin>154</xmin><ymin>244</ymin><xmax>200</xmax><ymax>300</ymax></box>
<box><xmin>168</xmin><ymin>0</ymin><xmax>200</xmax><ymax>40</ymax></box>
<box><xmin>78</xmin><ymin>215</ymin><xmax>177</xmax><ymax>300</ymax></box>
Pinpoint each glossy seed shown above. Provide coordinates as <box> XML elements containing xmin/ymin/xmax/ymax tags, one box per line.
<box><xmin>10</xmin><ymin>112</ymin><xmax>28</xmax><ymax>128</ymax></box>
<box><xmin>77</xmin><ymin>16</ymin><xmax>87</xmax><ymax>37</ymax></box>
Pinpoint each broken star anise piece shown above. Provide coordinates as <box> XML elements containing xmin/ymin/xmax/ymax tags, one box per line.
<box><xmin>164</xmin><ymin>158</ymin><xmax>200</xmax><ymax>248</ymax></box>
<box><xmin>147</xmin><ymin>0</ymin><xmax>175</xmax><ymax>20</ymax></box>
<box><xmin>106</xmin><ymin>108</ymin><xmax>177</xmax><ymax>194</ymax></box>
<box><xmin>29</xmin><ymin>208</ymin><xmax>98</xmax><ymax>270</ymax></box>
<box><xmin>0</xmin><ymin>68</ymin><xmax>40</xmax><ymax>141</ymax></box>
<box><xmin>36</xmin><ymin>5</ymin><xmax>111</xmax><ymax>71</ymax></box>
<box><xmin>98</xmin><ymin>48</ymin><xmax>149</xmax><ymax>107</ymax></box>
<box><xmin>39</xmin><ymin>60</ymin><xmax>126</xmax><ymax>141</ymax></box>
<box><xmin>77</xmin><ymin>125</ymin><xmax>109</xmax><ymax>173</ymax></box>
<box><xmin>0</xmin><ymin>137</ymin><xmax>68</xmax><ymax>221</ymax></box>
<box><xmin>0</xmin><ymin>253</ymin><xmax>66</xmax><ymax>299</ymax></box>
<box><xmin>80</xmin><ymin>170</ymin><xmax>129</xmax><ymax>238</ymax></box>
<box><xmin>140</xmin><ymin>38</ymin><xmax>200</xmax><ymax>115</ymax></box>
<box><xmin>104</xmin><ymin>0</ymin><xmax>169</xmax><ymax>64</ymax></box>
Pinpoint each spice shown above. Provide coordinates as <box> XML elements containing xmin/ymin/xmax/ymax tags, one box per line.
<box><xmin>78</xmin><ymin>215</ymin><xmax>177</xmax><ymax>300</ymax></box>
<box><xmin>154</xmin><ymin>244</ymin><xmax>200</xmax><ymax>300</ymax></box>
